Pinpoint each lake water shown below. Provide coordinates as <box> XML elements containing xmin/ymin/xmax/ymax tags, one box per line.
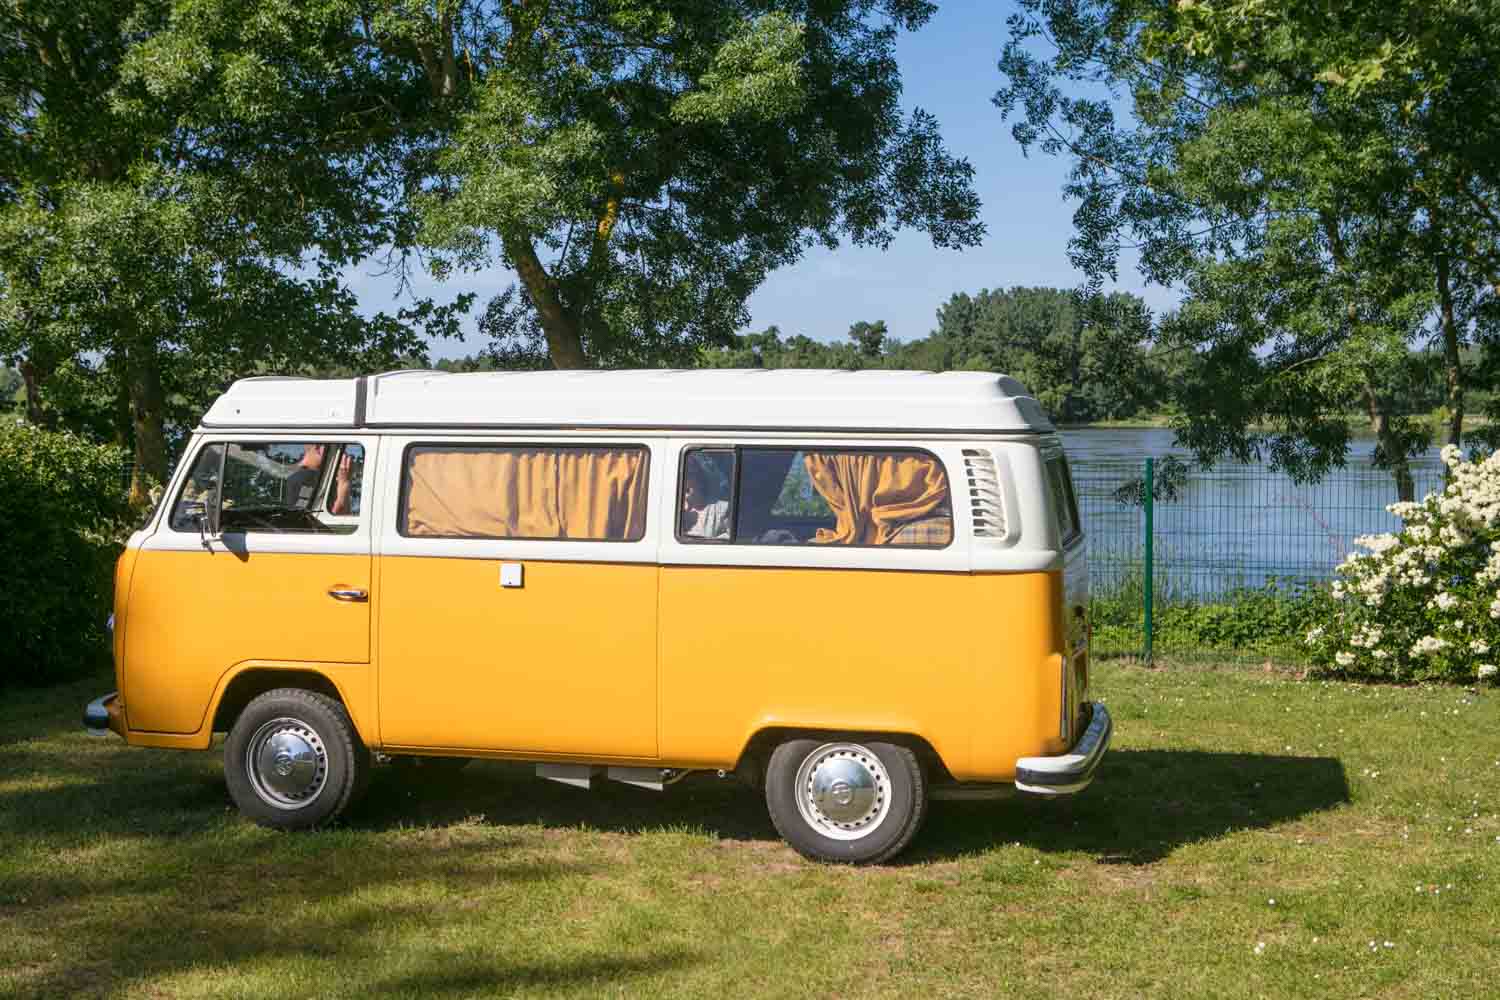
<box><xmin>1057</xmin><ymin>427</ymin><xmax>1447</xmax><ymax>598</ymax></box>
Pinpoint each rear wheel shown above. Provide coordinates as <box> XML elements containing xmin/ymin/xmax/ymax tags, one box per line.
<box><xmin>765</xmin><ymin>738</ymin><xmax>927</xmax><ymax>864</ymax></box>
<box><xmin>224</xmin><ymin>688</ymin><xmax>369</xmax><ymax>830</ymax></box>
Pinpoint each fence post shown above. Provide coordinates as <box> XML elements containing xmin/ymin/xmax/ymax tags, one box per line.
<box><xmin>1143</xmin><ymin>456</ymin><xmax>1154</xmax><ymax>663</ymax></box>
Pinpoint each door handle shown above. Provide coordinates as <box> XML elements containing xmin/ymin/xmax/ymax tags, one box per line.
<box><xmin>327</xmin><ymin>587</ymin><xmax>368</xmax><ymax>603</ymax></box>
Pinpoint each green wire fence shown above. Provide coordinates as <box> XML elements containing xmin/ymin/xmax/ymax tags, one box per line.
<box><xmin>1072</xmin><ymin>457</ymin><xmax>1448</xmax><ymax>664</ymax></box>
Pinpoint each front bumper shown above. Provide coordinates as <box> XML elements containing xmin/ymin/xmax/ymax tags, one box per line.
<box><xmin>83</xmin><ymin>692</ymin><xmax>126</xmax><ymax>739</ymax></box>
<box><xmin>1014</xmin><ymin>702</ymin><xmax>1112</xmax><ymax>795</ymax></box>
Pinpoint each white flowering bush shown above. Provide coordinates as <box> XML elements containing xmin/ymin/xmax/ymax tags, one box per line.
<box><xmin>1305</xmin><ymin>445</ymin><xmax>1500</xmax><ymax>683</ymax></box>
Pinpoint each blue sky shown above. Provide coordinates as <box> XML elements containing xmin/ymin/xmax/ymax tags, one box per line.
<box><xmin>342</xmin><ymin>1</ymin><xmax>1170</xmax><ymax>358</ymax></box>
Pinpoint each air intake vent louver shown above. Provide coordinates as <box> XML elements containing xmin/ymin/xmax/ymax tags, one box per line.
<box><xmin>963</xmin><ymin>448</ymin><xmax>1005</xmax><ymax>538</ymax></box>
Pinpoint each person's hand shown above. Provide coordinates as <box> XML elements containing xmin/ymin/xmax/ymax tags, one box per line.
<box><xmin>331</xmin><ymin>453</ymin><xmax>354</xmax><ymax>514</ymax></box>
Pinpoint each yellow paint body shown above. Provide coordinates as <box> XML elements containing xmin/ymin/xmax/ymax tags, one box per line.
<box><xmin>658</xmin><ymin>566</ymin><xmax>1067</xmax><ymax>781</ymax></box>
<box><xmin>119</xmin><ymin>549</ymin><xmax>1077</xmax><ymax>782</ymax></box>
<box><xmin>121</xmin><ymin>549</ymin><xmax>371</xmax><ymax>736</ymax></box>
<box><xmin>377</xmin><ymin>558</ymin><xmax>659</xmax><ymax>758</ymax></box>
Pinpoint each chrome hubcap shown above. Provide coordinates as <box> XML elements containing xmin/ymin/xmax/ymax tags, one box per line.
<box><xmin>246</xmin><ymin>717</ymin><xmax>328</xmax><ymax>810</ymax></box>
<box><xmin>794</xmin><ymin>743</ymin><xmax>891</xmax><ymax>841</ymax></box>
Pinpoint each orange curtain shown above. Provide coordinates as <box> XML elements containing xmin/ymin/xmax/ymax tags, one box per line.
<box><xmin>405</xmin><ymin>447</ymin><xmax>648</xmax><ymax>540</ymax></box>
<box><xmin>803</xmin><ymin>452</ymin><xmax>950</xmax><ymax>546</ymax></box>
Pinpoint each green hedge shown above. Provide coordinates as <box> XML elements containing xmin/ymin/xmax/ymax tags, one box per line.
<box><xmin>1092</xmin><ymin>578</ymin><xmax>1334</xmax><ymax>664</ymax></box>
<box><xmin>0</xmin><ymin>422</ymin><xmax>133</xmax><ymax>686</ymax></box>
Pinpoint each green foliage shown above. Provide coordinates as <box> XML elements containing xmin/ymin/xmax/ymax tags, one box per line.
<box><xmin>1304</xmin><ymin>446</ymin><xmax>1500</xmax><ymax>684</ymax></box>
<box><xmin>996</xmin><ymin>0</ymin><xmax>1500</xmax><ymax>492</ymax></box>
<box><xmin>0</xmin><ymin>422</ymin><xmax>133</xmax><ymax>686</ymax></box>
<box><xmin>933</xmin><ymin>287</ymin><xmax>1158</xmax><ymax>423</ymax></box>
<box><xmin>770</xmin><ymin>458</ymin><xmax>831</xmax><ymax>519</ymax></box>
<box><xmin>0</xmin><ymin>1</ymin><xmax>468</xmax><ymax>491</ymax></box>
<box><xmin>1092</xmin><ymin>578</ymin><xmax>1334</xmax><ymax>664</ymax></box>
<box><xmin>697</xmin><ymin>287</ymin><xmax>1160</xmax><ymax>426</ymax></box>
<box><xmin>413</xmin><ymin>0</ymin><xmax>983</xmax><ymax>368</ymax></box>
<box><xmin>698</xmin><ymin>320</ymin><xmax>947</xmax><ymax>371</ymax></box>
<box><xmin>0</xmin><ymin>366</ymin><xmax>19</xmax><ymax>414</ymax></box>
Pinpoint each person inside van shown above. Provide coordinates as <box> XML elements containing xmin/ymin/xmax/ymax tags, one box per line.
<box><xmin>282</xmin><ymin>445</ymin><xmax>355</xmax><ymax>515</ymax></box>
<box><xmin>681</xmin><ymin>459</ymin><xmax>730</xmax><ymax>539</ymax></box>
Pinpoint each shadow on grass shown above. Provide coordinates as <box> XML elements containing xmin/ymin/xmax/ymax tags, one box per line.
<box><xmin>345</xmin><ymin>763</ymin><xmax>779</xmax><ymax>841</ymax></box>
<box><xmin>1</xmin><ymin>841</ymin><xmax>688</xmax><ymax>1000</ymax></box>
<box><xmin>348</xmin><ymin>749</ymin><xmax>1348</xmax><ymax>866</ymax></box>
<box><xmin>916</xmin><ymin>750</ymin><xmax>1351</xmax><ymax>865</ymax></box>
<box><xmin>2</xmin><ymin>739</ymin><xmax>1349</xmax><ymax>867</ymax></box>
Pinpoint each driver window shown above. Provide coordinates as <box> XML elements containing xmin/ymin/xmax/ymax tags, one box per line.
<box><xmin>169</xmin><ymin>441</ymin><xmax>364</xmax><ymax>534</ymax></box>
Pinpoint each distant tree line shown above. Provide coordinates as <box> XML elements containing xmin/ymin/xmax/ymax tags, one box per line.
<box><xmin>432</xmin><ymin>282</ymin><xmax>1494</xmax><ymax>434</ymax></box>
<box><xmin>698</xmin><ymin>288</ymin><xmax>1163</xmax><ymax>424</ymax></box>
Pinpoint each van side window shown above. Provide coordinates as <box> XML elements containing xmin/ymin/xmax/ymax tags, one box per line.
<box><xmin>679</xmin><ymin>447</ymin><xmax>952</xmax><ymax>548</ymax></box>
<box><xmin>402</xmin><ymin>445</ymin><xmax>650</xmax><ymax>541</ymax></box>
<box><xmin>1045</xmin><ymin>453</ymin><xmax>1081</xmax><ymax>545</ymax></box>
<box><xmin>169</xmin><ymin>442</ymin><xmax>364</xmax><ymax>534</ymax></box>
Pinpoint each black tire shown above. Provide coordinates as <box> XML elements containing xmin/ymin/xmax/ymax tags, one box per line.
<box><xmin>224</xmin><ymin>688</ymin><xmax>369</xmax><ymax>830</ymax></box>
<box><xmin>765</xmin><ymin>737</ymin><xmax>927</xmax><ymax>865</ymax></box>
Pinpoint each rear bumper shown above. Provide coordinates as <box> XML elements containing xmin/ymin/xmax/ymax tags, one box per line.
<box><xmin>1015</xmin><ymin>702</ymin><xmax>1112</xmax><ymax>795</ymax></box>
<box><xmin>83</xmin><ymin>692</ymin><xmax>127</xmax><ymax>739</ymax></box>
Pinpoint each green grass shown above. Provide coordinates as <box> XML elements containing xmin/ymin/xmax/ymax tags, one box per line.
<box><xmin>3</xmin><ymin>665</ymin><xmax>1498</xmax><ymax>999</ymax></box>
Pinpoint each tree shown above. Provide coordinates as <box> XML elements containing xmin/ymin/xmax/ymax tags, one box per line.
<box><xmin>0</xmin><ymin>2</ymin><xmax>457</xmax><ymax>499</ymax></box>
<box><xmin>409</xmin><ymin>1</ymin><xmax>985</xmax><ymax>368</ymax></box>
<box><xmin>934</xmin><ymin>287</ymin><xmax>1157</xmax><ymax>423</ymax></box>
<box><xmin>0</xmin><ymin>366</ymin><xmax>20</xmax><ymax>414</ymax></box>
<box><xmin>996</xmin><ymin>0</ymin><xmax>1500</xmax><ymax>493</ymax></box>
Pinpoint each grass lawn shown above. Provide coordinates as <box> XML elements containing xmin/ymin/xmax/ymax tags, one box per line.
<box><xmin>2</xmin><ymin>663</ymin><xmax>1497</xmax><ymax>999</ymax></box>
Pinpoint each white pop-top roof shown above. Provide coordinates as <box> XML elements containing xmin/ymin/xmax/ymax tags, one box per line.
<box><xmin>200</xmin><ymin>369</ymin><xmax>1054</xmax><ymax>434</ymax></box>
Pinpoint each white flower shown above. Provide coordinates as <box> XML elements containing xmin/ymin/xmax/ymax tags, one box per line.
<box><xmin>1335</xmin><ymin>651</ymin><xmax>1355</xmax><ymax>667</ymax></box>
<box><xmin>1479</xmin><ymin>664</ymin><xmax>1498</xmax><ymax>681</ymax></box>
<box><xmin>1471</xmin><ymin>640</ymin><xmax>1490</xmax><ymax>655</ymax></box>
<box><xmin>1305</xmin><ymin>626</ymin><xmax>1326</xmax><ymax>645</ymax></box>
<box><xmin>1356</xmin><ymin>533</ymin><xmax>1399</xmax><ymax>554</ymax></box>
<box><xmin>1429</xmin><ymin>592</ymin><xmax>1459</xmax><ymax>612</ymax></box>
<box><xmin>1411</xmin><ymin>636</ymin><xmax>1449</xmax><ymax>657</ymax></box>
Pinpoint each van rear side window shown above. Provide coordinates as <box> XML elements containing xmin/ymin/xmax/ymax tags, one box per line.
<box><xmin>401</xmin><ymin>445</ymin><xmax>650</xmax><ymax>541</ymax></box>
<box><xmin>680</xmin><ymin>447</ymin><xmax>952</xmax><ymax>548</ymax></box>
<box><xmin>1045</xmin><ymin>453</ymin><xmax>1081</xmax><ymax>546</ymax></box>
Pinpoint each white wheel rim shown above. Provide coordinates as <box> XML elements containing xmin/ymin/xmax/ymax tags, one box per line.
<box><xmin>793</xmin><ymin>743</ymin><xmax>892</xmax><ymax>841</ymax></box>
<box><xmin>245</xmin><ymin>716</ymin><xmax>329</xmax><ymax>810</ymax></box>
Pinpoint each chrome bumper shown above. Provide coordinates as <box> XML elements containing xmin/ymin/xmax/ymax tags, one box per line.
<box><xmin>1014</xmin><ymin>702</ymin><xmax>1112</xmax><ymax>795</ymax></box>
<box><xmin>83</xmin><ymin>692</ymin><xmax>125</xmax><ymax>739</ymax></box>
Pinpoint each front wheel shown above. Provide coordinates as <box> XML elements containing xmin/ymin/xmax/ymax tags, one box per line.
<box><xmin>224</xmin><ymin>688</ymin><xmax>369</xmax><ymax>830</ymax></box>
<box><xmin>765</xmin><ymin>738</ymin><xmax>927</xmax><ymax>864</ymax></box>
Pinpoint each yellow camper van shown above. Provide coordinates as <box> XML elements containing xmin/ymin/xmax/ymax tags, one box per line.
<box><xmin>86</xmin><ymin>370</ymin><xmax>1109</xmax><ymax>863</ymax></box>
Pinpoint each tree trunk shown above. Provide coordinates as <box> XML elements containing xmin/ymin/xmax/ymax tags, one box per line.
<box><xmin>127</xmin><ymin>349</ymin><xmax>168</xmax><ymax>505</ymax></box>
<box><xmin>1436</xmin><ymin>251</ymin><xmax>1465</xmax><ymax>450</ymax></box>
<box><xmin>503</xmin><ymin>234</ymin><xmax>589</xmax><ymax>368</ymax></box>
<box><xmin>1366</xmin><ymin>385</ymin><xmax>1415</xmax><ymax>503</ymax></box>
<box><xmin>17</xmin><ymin>358</ymin><xmax>51</xmax><ymax>427</ymax></box>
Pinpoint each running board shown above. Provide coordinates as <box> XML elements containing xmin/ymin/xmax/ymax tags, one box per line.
<box><xmin>535</xmin><ymin>764</ymin><xmax>667</xmax><ymax>791</ymax></box>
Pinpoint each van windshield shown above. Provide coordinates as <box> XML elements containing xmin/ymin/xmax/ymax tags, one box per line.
<box><xmin>169</xmin><ymin>441</ymin><xmax>364</xmax><ymax>534</ymax></box>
